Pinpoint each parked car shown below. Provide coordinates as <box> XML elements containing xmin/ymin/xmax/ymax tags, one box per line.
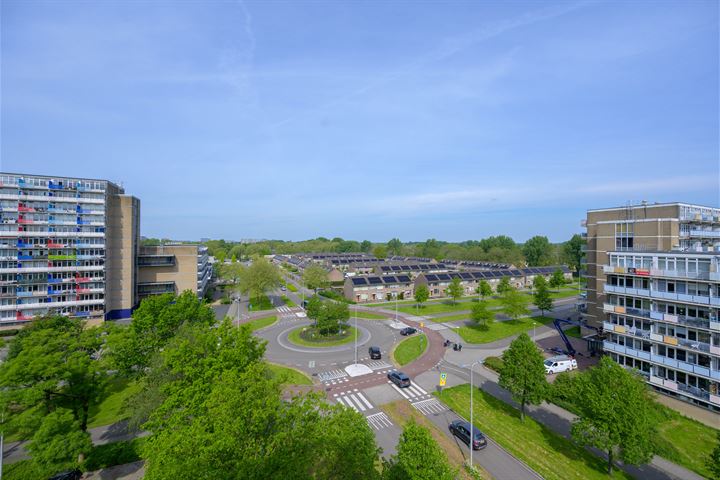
<box><xmin>400</xmin><ymin>327</ymin><xmax>417</xmax><ymax>336</ymax></box>
<box><xmin>448</xmin><ymin>420</ymin><xmax>487</xmax><ymax>450</ymax></box>
<box><xmin>369</xmin><ymin>346</ymin><xmax>382</xmax><ymax>360</ymax></box>
<box><xmin>544</xmin><ymin>355</ymin><xmax>578</xmax><ymax>374</ymax></box>
<box><xmin>387</xmin><ymin>371</ymin><xmax>411</xmax><ymax>388</ymax></box>
<box><xmin>281</xmin><ymin>286</ymin><xmax>287</xmax><ymax>291</ymax></box>
<box><xmin>49</xmin><ymin>470</ymin><xmax>82</xmax><ymax>480</ymax></box>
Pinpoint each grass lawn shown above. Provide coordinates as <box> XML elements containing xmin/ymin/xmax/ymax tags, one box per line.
<box><xmin>437</xmin><ymin>385</ymin><xmax>634</xmax><ymax>480</ymax></box>
<box><xmin>564</xmin><ymin>326</ymin><xmax>582</xmax><ymax>338</ymax></box>
<box><xmin>288</xmin><ymin>325</ymin><xmax>359</xmax><ymax>347</ymax></box>
<box><xmin>548</xmin><ymin>289</ymin><xmax>581</xmax><ymax>299</ymax></box>
<box><xmin>287</xmin><ymin>283</ymin><xmax>298</xmax><ymax>292</ymax></box>
<box><xmin>429</xmin><ymin>313</ymin><xmax>470</xmax><ymax>323</ymax></box>
<box><xmin>381</xmin><ymin>400</ymin><xmax>489</xmax><ymax>480</ymax></box>
<box><xmin>352</xmin><ymin>310</ymin><xmax>387</xmax><ymax>320</ymax></box>
<box><xmin>87</xmin><ymin>377</ymin><xmax>142</xmax><ymax>429</ymax></box>
<box><xmin>267</xmin><ymin>363</ymin><xmax>313</xmax><ymax>385</ymax></box>
<box><xmin>457</xmin><ymin>316</ymin><xmax>552</xmax><ymax>344</ymax></box>
<box><xmin>248</xmin><ymin>295</ymin><xmax>274</xmax><ymax>311</ymax></box>
<box><xmin>245</xmin><ymin>315</ymin><xmax>278</xmax><ymax>332</ymax></box>
<box><xmin>652</xmin><ymin>407</ymin><xmax>719</xmax><ymax>479</ymax></box>
<box><xmin>398</xmin><ymin>301</ymin><xmax>478</xmax><ymax>316</ymax></box>
<box><xmin>281</xmin><ymin>295</ymin><xmax>297</xmax><ymax>307</ymax></box>
<box><xmin>393</xmin><ymin>334</ymin><xmax>427</xmax><ymax>366</ymax></box>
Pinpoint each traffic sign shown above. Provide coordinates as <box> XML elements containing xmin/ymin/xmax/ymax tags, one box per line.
<box><xmin>439</xmin><ymin>372</ymin><xmax>447</xmax><ymax>386</ymax></box>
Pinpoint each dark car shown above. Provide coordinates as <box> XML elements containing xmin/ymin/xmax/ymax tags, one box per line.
<box><xmin>387</xmin><ymin>371</ymin><xmax>411</xmax><ymax>388</ymax></box>
<box><xmin>369</xmin><ymin>346</ymin><xmax>382</xmax><ymax>360</ymax></box>
<box><xmin>449</xmin><ymin>420</ymin><xmax>487</xmax><ymax>450</ymax></box>
<box><xmin>400</xmin><ymin>327</ymin><xmax>417</xmax><ymax>336</ymax></box>
<box><xmin>49</xmin><ymin>470</ymin><xmax>82</xmax><ymax>480</ymax></box>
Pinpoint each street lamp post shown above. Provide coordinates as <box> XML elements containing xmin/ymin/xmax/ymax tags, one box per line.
<box><xmin>354</xmin><ymin>304</ymin><xmax>358</xmax><ymax>365</ymax></box>
<box><xmin>465</xmin><ymin>360</ymin><xmax>481</xmax><ymax>470</ymax></box>
<box><xmin>533</xmin><ymin>321</ymin><xmax>537</xmax><ymax>342</ymax></box>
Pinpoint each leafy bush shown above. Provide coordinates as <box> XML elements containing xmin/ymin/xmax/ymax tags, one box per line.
<box><xmin>0</xmin><ymin>329</ymin><xmax>19</xmax><ymax>337</ymax></box>
<box><xmin>483</xmin><ymin>356</ymin><xmax>504</xmax><ymax>373</ymax></box>
<box><xmin>318</xmin><ymin>290</ymin><xmax>355</xmax><ymax>304</ymax></box>
<box><xmin>220</xmin><ymin>297</ymin><xmax>232</xmax><ymax>305</ymax></box>
<box><xmin>4</xmin><ymin>460</ymin><xmax>45</xmax><ymax>480</ymax></box>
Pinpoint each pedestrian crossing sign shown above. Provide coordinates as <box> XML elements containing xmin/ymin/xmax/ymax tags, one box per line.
<box><xmin>439</xmin><ymin>372</ymin><xmax>447</xmax><ymax>386</ymax></box>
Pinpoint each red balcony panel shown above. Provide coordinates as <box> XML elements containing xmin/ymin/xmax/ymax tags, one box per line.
<box><xmin>76</xmin><ymin>287</ymin><xmax>90</xmax><ymax>294</ymax></box>
<box><xmin>75</xmin><ymin>276</ymin><xmax>91</xmax><ymax>283</ymax></box>
<box><xmin>47</xmin><ymin>242</ymin><xmax>64</xmax><ymax>248</ymax></box>
<box><xmin>18</xmin><ymin>206</ymin><xmax>34</xmax><ymax>212</ymax></box>
<box><xmin>18</xmin><ymin>219</ymin><xmax>33</xmax><ymax>224</ymax></box>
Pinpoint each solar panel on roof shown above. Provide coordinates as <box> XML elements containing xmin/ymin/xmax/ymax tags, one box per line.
<box><xmin>351</xmin><ymin>277</ymin><xmax>367</xmax><ymax>285</ymax></box>
<box><xmin>410</xmin><ymin>265</ymin><xmax>420</xmax><ymax>270</ymax></box>
<box><xmin>437</xmin><ymin>273</ymin><xmax>451</xmax><ymax>281</ymax></box>
<box><xmin>510</xmin><ymin>270</ymin><xmax>523</xmax><ymax>276</ymax></box>
<box><xmin>425</xmin><ymin>274</ymin><xmax>439</xmax><ymax>282</ymax></box>
<box><xmin>397</xmin><ymin>275</ymin><xmax>411</xmax><ymax>283</ymax></box>
<box><xmin>382</xmin><ymin>276</ymin><xmax>397</xmax><ymax>284</ymax></box>
<box><xmin>368</xmin><ymin>277</ymin><xmax>382</xmax><ymax>285</ymax></box>
<box><xmin>460</xmin><ymin>272</ymin><xmax>473</xmax><ymax>280</ymax></box>
<box><xmin>381</xmin><ymin>266</ymin><xmax>392</xmax><ymax>272</ymax></box>
<box><xmin>392</xmin><ymin>266</ymin><xmax>402</xmax><ymax>271</ymax></box>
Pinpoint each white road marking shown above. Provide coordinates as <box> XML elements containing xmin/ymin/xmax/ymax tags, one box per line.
<box><xmin>412</xmin><ymin>398</ymin><xmax>447</xmax><ymax>415</ymax></box>
<box><xmin>366</xmin><ymin>360</ymin><xmax>393</xmax><ymax>370</ymax></box>
<box><xmin>355</xmin><ymin>392</ymin><xmax>373</xmax><ymax>410</ymax></box>
<box><xmin>388</xmin><ymin>381</ymin><xmax>411</xmax><ymax>399</ymax></box>
<box><xmin>348</xmin><ymin>393</ymin><xmax>366</xmax><ymax>412</ymax></box>
<box><xmin>366</xmin><ymin>412</ymin><xmax>393</xmax><ymax>430</ymax></box>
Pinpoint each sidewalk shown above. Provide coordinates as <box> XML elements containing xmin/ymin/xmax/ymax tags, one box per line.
<box><xmin>3</xmin><ymin>421</ymin><xmax>147</xmax><ymax>465</ymax></box>
<box><xmin>441</xmin><ymin>355</ymin><xmax>706</xmax><ymax>480</ymax></box>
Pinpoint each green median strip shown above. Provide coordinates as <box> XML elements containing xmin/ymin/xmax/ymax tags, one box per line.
<box><xmin>352</xmin><ymin>311</ymin><xmax>387</xmax><ymax>320</ymax></box>
<box><xmin>267</xmin><ymin>363</ymin><xmax>313</xmax><ymax>385</ymax></box>
<box><xmin>393</xmin><ymin>334</ymin><xmax>427</xmax><ymax>366</ymax></box>
<box><xmin>245</xmin><ymin>315</ymin><xmax>278</xmax><ymax>332</ymax></box>
<box><xmin>436</xmin><ymin>385</ymin><xmax>634</xmax><ymax>480</ymax></box>
<box><xmin>457</xmin><ymin>316</ymin><xmax>552</xmax><ymax>344</ymax></box>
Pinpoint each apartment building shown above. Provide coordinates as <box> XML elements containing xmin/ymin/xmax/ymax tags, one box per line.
<box><xmin>0</xmin><ymin>173</ymin><xmax>140</xmax><ymax>326</ymax></box>
<box><xmin>585</xmin><ymin>202</ymin><xmax>720</xmax><ymax>410</ymax></box>
<box><xmin>137</xmin><ymin>244</ymin><xmax>212</xmax><ymax>300</ymax></box>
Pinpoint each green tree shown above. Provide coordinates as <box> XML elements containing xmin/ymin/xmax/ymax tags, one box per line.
<box><xmin>496</xmin><ymin>276</ymin><xmax>511</xmax><ymax>294</ymax></box>
<box><xmin>500</xmin><ymin>288</ymin><xmax>531</xmax><ymax>321</ymax></box>
<box><xmin>373</xmin><ymin>245</ymin><xmax>388</xmax><ymax>259</ymax></box>
<box><xmin>0</xmin><ymin>316</ymin><xmax>107</xmax><ymax>436</ymax></box>
<box><xmin>383</xmin><ymin>420</ymin><xmax>456</xmax><ymax>480</ymax></box>
<box><xmin>562</xmin><ymin>234</ymin><xmax>585</xmax><ymax>276</ymax></box>
<box><xmin>109</xmin><ymin>291</ymin><xmax>215</xmax><ymax>375</ymax></box>
<box><xmin>360</xmin><ymin>240</ymin><xmax>372</xmax><ymax>253</ymax></box>
<box><xmin>303</xmin><ymin>263</ymin><xmax>329</xmax><ymax>291</ymax></box>
<box><xmin>239</xmin><ymin>257</ymin><xmax>281</xmax><ymax>301</ymax></box>
<box><xmin>27</xmin><ymin>409</ymin><xmax>92</xmax><ymax>476</ymax></box>
<box><xmin>708</xmin><ymin>431</ymin><xmax>720</xmax><ymax>479</ymax></box>
<box><xmin>533</xmin><ymin>283</ymin><xmax>553</xmax><ymax>317</ymax></box>
<box><xmin>571</xmin><ymin>356</ymin><xmax>658</xmax><ymax>474</ymax></box>
<box><xmin>414</xmin><ymin>284</ymin><xmax>429</xmax><ymax>309</ymax></box>
<box><xmin>523</xmin><ymin>235</ymin><xmax>553</xmax><ymax>266</ymax></box>
<box><xmin>499</xmin><ymin>333</ymin><xmax>547</xmax><ymax>421</ymax></box>
<box><xmin>140</xmin><ymin>320</ymin><xmax>378</xmax><ymax>480</ymax></box>
<box><xmin>532</xmin><ymin>274</ymin><xmax>547</xmax><ymax>291</ymax></box>
<box><xmin>477</xmin><ymin>280</ymin><xmax>493</xmax><ymax>299</ymax></box>
<box><xmin>549</xmin><ymin>268</ymin><xmax>566</xmax><ymax>290</ymax></box>
<box><xmin>470</xmin><ymin>301</ymin><xmax>495</xmax><ymax>330</ymax></box>
<box><xmin>220</xmin><ymin>261</ymin><xmax>244</xmax><ymax>284</ymax></box>
<box><xmin>387</xmin><ymin>238</ymin><xmax>403</xmax><ymax>256</ymax></box>
<box><xmin>305</xmin><ymin>296</ymin><xmax>350</xmax><ymax>335</ymax></box>
<box><xmin>446</xmin><ymin>277</ymin><xmax>463</xmax><ymax>304</ymax></box>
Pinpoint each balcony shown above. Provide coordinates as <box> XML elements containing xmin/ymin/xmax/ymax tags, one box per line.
<box><xmin>680</xmin><ymin>229</ymin><xmax>720</xmax><ymax>238</ymax></box>
<box><xmin>137</xmin><ymin>255</ymin><xmax>175</xmax><ymax>267</ymax></box>
<box><xmin>47</xmin><ymin>242</ymin><xmax>65</xmax><ymax>248</ymax></box>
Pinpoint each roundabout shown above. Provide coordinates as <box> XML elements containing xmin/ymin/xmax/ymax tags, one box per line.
<box><xmin>287</xmin><ymin>325</ymin><xmax>360</xmax><ymax>348</ymax></box>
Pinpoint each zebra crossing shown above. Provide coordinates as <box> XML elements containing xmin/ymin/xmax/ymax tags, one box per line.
<box><xmin>334</xmin><ymin>389</ymin><xmax>395</xmax><ymax>431</ymax></box>
<box><xmin>387</xmin><ymin>380</ymin><xmax>431</xmax><ymax>400</ymax></box>
<box><xmin>276</xmin><ymin>306</ymin><xmax>293</xmax><ymax>313</ymax></box>
<box><xmin>366</xmin><ymin>360</ymin><xmax>393</xmax><ymax>370</ymax></box>
<box><xmin>411</xmin><ymin>398</ymin><xmax>447</xmax><ymax>415</ymax></box>
<box><xmin>366</xmin><ymin>412</ymin><xmax>393</xmax><ymax>431</ymax></box>
<box><xmin>318</xmin><ymin>369</ymin><xmax>349</xmax><ymax>384</ymax></box>
<box><xmin>333</xmin><ymin>389</ymin><xmax>373</xmax><ymax>412</ymax></box>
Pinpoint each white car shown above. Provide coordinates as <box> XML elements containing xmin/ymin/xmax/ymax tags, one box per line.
<box><xmin>544</xmin><ymin>356</ymin><xmax>577</xmax><ymax>374</ymax></box>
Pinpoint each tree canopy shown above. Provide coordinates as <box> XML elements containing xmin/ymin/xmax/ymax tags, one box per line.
<box><xmin>387</xmin><ymin>238</ymin><xmax>403</xmax><ymax>256</ymax></box>
<box><xmin>499</xmin><ymin>333</ymin><xmax>547</xmax><ymax>421</ymax></box>
<box><xmin>303</xmin><ymin>263</ymin><xmax>330</xmax><ymax>291</ymax></box>
<box><xmin>470</xmin><ymin>301</ymin><xmax>495</xmax><ymax>330</ymax></box>
<box><xmin>477</xmin><ymin>280</ymin><xmax>493</xmax><ymax>298</ymax></box>
<box><xmin>523</xmin><ymin>236</ymin><xmax>554</xmax><ymax>266</ymax></box>
<box><xmin>496</xmin><ymin>276</ymin><xmax>511</xmax><ymax>294</ymax></box>
<box><xmin>570</xmin><ymin>356</ymin><xmax>658</xmax><ymax>474</ymax></box>
<box><xmin>549</xmin><ymin>268</ymin><xmax>567</xmax><ymax>289</ymax></box>
<box><xmin>414</xmin><ymin>284</ymin><xmax>429</xmax><ymax>307</ymax></box>
<box><xmin>562</xmin><ymin>234</ymin><xmax>585</xmax><ymax>275</ymax></box>
<box><xmin>533</xmin><ymin>282</ymin><xmax>553</xmax><ymax>317</ymax></box>
<box><xmin>305</xmin><ymin>296</ymin><xmax>350</xmax><ymax>335</ymax></box>
<box><xmin>239</xmin><ymin>257</ymin><xmax>282</xmax><ymax>300</ymax></box>
<box><xmin>446</xmin><ymin>277</ymin><xmax>463</xmax><ymax>304</ymax></box>
<box><xmin>499</xmin><ymin>288</ymin><xmax>531</xmax><ymax>321</ymax></box>
<box><xmin>383</xmin><ymin>420</ymin><xmax>456</xmax><ymax>480</ymax></box>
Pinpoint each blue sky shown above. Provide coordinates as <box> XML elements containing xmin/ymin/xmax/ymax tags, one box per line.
<box><xmin>1</xmin><ymin>1</ymin><xmax>718</xmax><ymax>243</ymax></box>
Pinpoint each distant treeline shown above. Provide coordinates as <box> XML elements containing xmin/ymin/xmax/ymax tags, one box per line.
<box><xmin>200</xmin><ymin>235</ymin><xmax>585</xmax><ymax>271</ymax></box>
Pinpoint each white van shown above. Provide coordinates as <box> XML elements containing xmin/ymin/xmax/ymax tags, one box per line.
<box><xmin>544</xmin><ymin>356</ymin><xmax>577</xmax><ymax>374</ymax></box>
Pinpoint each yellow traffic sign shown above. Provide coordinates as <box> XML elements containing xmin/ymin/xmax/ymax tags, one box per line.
<box><xmin>439</xmin><ymin>372</ymin><xmax>447</xmax><ymax>386</ymax></box>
